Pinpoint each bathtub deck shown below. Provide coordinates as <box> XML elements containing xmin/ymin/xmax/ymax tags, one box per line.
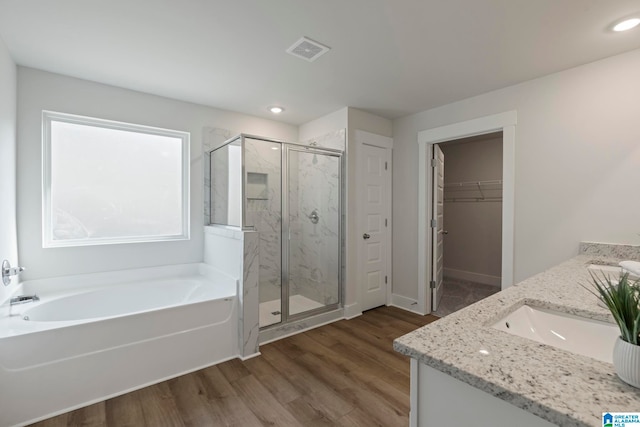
<box><xmin>28</xmin><ymin>306</ymin><xmax>438</xmax><ymax>427</ymax></box>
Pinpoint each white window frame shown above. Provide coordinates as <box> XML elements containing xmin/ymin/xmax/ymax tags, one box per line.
<box><xmin>42</xmin><ymin>111</ymin><xmax>190</xmax><ymax>248</ymax></box>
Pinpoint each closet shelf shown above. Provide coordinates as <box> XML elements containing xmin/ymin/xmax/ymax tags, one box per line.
<box><xmin>443</xmin><ymin>179</ymin><xmax>502</xmax><ymax>189</ymax></box>
<box><xmin>444</xmin><ymin>197</ymin><xmax>502</xmax><ymax>203</ymax></box>
<box><xmin>443</xmin><ymin>179</ymin><xmax>502</xmax><ymax>202</ymax></box>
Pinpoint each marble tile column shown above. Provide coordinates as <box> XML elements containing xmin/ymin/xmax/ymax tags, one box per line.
<box><xmin>241</xmin><ymin>230</ymin><xmax>260</xmax><ymax>357</ymax></box>
<box><xmin>203</xmin><ymin>225</ymin><xmax>260</xmax><ymax>359</ymax></box>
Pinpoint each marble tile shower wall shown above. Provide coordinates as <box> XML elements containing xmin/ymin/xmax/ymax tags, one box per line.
<box><xmin>302</xmin><ymin>129</ymin><xmax>346</xmax><ymax>151</ymax></box>
<box><xmin>289</xmin><ymin>151</ymin><xmax>340</xmax><ymax>306</ymax></box>
<box><xmin>244</xmin><ymin>138</ymin><xmax>282</xmax><ymax>304</ymax></box>
<box><xmin>303</xmin><ymin>129</ymin><xmax>347</xmax><ymax>308</ymax></box>
<box><xmin>292</xmin><ymin>129</ymin><xmax>345</xmax><ymax>306</ymax></box>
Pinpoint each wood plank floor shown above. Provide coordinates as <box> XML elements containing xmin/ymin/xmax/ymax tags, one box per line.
<box><xmin>29</xmin><ymin>306</ymin><xmax>438</xmax><ymax>427</ymax></box>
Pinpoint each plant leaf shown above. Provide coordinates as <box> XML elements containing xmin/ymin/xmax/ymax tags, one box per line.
<box><xmin>585</xmin><ymin>271</ymin><xmax>640</xmax><ymax>345</ymax></box>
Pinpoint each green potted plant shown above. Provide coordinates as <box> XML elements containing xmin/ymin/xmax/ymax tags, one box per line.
<box><xmin>588</xmin><ymin>272</ymin><xmax>640</xmax><ymax>387</ymax></box>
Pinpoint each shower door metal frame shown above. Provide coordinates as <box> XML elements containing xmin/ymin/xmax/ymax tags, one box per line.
<box><xmin>208</xmin><ymin>133</ymin><xmax>344</xmax><ymax>329</ymax></box>
<box><xmin>279</xmin><ymin>144</ymin><xmax>343</xmax><ymax>325</ymax></box>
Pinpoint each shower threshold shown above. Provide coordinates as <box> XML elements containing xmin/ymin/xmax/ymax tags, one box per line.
<box><xmin>259</xmin><ymin>295</ymin><xmax>325</xmax><ymax>327</ymax></box>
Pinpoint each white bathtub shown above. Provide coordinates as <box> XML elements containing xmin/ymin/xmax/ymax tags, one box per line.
<box><xmin>0</xmin><ymin>263</ymin><xmax>238</xmax><ymax>427</ymax></box>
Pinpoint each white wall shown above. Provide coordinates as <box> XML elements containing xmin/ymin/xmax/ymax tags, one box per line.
<box><xmin>393</xmin><ymin>47</ymin><xmax>640</xmax><ymax>300</ymax></box>
<box><xmin>0</xmin><ymin>37</ymin><xmax>17</xmax><ymax>305</ymax></box>
<box><xmin>17</xmin><ymin>67</ymin><xmax>298</xmax><ymax>280</ymax></box>
<box><xmin>441</xmin><ymin>136</ymin><xmax>502</xmax><ymax>284</ymax></box>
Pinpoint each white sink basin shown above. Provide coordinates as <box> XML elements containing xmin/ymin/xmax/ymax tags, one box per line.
<box><xmin>587</xmin><ymin>264</ymin><xmax>622</xmax><ymax>277</ymax></box>
<box><xmin>587</xmin><ymin>263</ymin><xmax>639</xmax><ymax>281</ymax></box>
<box><xmin>492</xmin><ymin>305</ymin><xmax>619</xmax><ymax>363</ymax></box>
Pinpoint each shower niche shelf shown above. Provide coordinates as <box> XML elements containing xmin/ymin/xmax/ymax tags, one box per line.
<box><xmin>246</xmin><ymin>172</ymin><xmax>268</xmax><ymax>200</ymax></box>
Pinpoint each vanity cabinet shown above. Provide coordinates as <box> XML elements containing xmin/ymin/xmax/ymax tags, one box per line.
<box><xmin>410</xmin><ymin>360</ymin><xmax>553</xmax><ymax>427</ymax></box>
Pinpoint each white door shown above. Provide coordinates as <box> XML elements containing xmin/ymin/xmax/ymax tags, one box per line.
<box><xmin>431</xmin><ymin>144</ymin><xmax>445</xmax><ymax>311</ymax></box>
<box><xmin>361</xmin><ymin>143</ymin><xmax>390</xmax><ymax>311</ymax></box>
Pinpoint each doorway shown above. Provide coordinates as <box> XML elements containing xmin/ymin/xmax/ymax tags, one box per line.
<box><xmin>416</xmin><ymin>111</ymin><xmax>516</xmax><ymax>315</ymax></box>
<box><xmin>431</xmin><ymin>133</ymin><xmax>503</xmax><ymax>316</ymax></box>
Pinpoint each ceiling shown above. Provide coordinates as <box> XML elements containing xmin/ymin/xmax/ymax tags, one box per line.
<box><xmin>0</xmin><ymin>0</ymin><xmax>639</xmax><ymax>125</ymax></box>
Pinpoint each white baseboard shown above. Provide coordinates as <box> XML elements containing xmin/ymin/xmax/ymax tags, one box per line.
<box><xmin>343</xmin><ymin>302</ymin><xmax>362</xmax><ymax>319</ymax></box>
<box><xmin>390</xmin><ymin>294</ymin><xmax>425</xmax><ymax>315</ymax></box>
<box><xmin>444</xmin><ymin>268</ymin><xmax>501</xmax><ymax>287</ymax></box>
<box><xmin>238</xmin><ymin>352</ymin><xmax>261</xmax><ymax>361</ymax></box>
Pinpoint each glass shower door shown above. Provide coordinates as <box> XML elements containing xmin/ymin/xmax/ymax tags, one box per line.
<box><xmin>286</xmin><ymin>148</ymin><xmax>341</xmax><ymax>319</ymax></box>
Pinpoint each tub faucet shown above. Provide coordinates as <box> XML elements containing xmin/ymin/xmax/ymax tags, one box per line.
<box><xmin>2</xmin><ymin>260</ymin><xmax>25</xmax><ymax>286</ymax></box>
<box><xmin>10</xmin><ymin>294</ymin><xmax>39</xmax><ymax>306</ymax></box>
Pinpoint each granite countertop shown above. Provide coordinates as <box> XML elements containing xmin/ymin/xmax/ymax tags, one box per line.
<box><xmin>394</xmin><ymin>243</ymin><xmax>640</xmax><ymax>427</ymax></box>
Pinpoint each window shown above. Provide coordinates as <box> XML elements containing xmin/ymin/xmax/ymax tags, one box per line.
<box><xmin>42</xmin><ymin>111</ymin><xmax>190</xmax><ymax>247</ymax></box>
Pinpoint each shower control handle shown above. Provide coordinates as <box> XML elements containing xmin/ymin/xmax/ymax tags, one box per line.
<box><xmin>363</xmin><ymin>233</ymin><xmax>371</xmax><ymax>240</ymax></box>
<box><xmin>2</xmin><ymin>260</ymin><xmax>25</xmax><ymax>286</ymax></box>
<box><xmin>308</xmin><ymin>209</ymin><xmax>320</xmax><ymax>225</ymax></box>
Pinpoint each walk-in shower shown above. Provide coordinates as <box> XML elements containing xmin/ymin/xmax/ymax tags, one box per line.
<box><xmin>208</xmin><ymin>135</ymin><xmax>343</xmax><ymax>329</ymax></box>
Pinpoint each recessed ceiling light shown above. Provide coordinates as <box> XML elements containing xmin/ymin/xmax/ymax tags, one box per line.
<box><xmin>269</xmin><ymin>106</ymin><xmax>284</xmax><ymax>114</ymax></box>
<box><xmin>613</xmin><ymin>17</ymin><xmax>640</xmax><ymax>32</ymax></box>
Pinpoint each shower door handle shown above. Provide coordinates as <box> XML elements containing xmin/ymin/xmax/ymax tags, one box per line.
<box><xmin>363</xmin><ymin>233</ymin><xmax>371</xmax><ymax>240</ymax></box>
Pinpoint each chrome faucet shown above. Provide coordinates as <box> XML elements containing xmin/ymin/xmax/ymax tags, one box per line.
<box><xmin>2</xmin><ymin>260</ymin><xmax>25</xmax><ymax>286</ymax></box>
<box><xmin>10</xmin><ymin>294</ymin><xmax>39</xmax><ymax>306</ymax></box>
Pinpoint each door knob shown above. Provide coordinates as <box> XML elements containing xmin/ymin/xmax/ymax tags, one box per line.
<box><xmin>443</xmin><ymin>230</ymin><xmax>449</xmax><ymax>235</ymax></box>
<box><xmin>363</xmin><ymin>233</ymin><xmax>371</xmax><ymax>240</ymax></box>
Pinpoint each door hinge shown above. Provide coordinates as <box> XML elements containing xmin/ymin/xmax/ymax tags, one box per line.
<box><xmin>430</xmin><ymin>219</ymin><xmax>437</xmax><ymax>228</ymax></box>
<box><xmin>385</xmin><ymin>276</ymin><xmax>388</xmax><ymax>284</ymax></box>
<box><xmin>430</xmin><ymin>158</ymin><xmax>437</xmax><ymax>167</ymax></box>
<box><xmin>385</xmin><ymin>161</ymin><xmax>388</xmax><ymax>170</ymax></box>
<box><xmin>430</xmin><ymin>280</ymin><xmax>436</xmax><ymax>289</ymax></box>
<box><xmin>385</xmin><ymin>218</ymin><xmax>388</xmax><ymax>227</ymax></box>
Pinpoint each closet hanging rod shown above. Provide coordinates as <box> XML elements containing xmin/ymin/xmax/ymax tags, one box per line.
<box><xmin>444</xmin><ymin>197</ymin><xmax>503</xmax><ymax>203</ymax></box>
<box><xmin>444</xmin><ymin>179</ymin><xmax>502</xmax><ymax>188</ymax></box>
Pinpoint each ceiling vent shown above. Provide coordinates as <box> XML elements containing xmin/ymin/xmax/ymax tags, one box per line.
<box><xmin>286</xmin><ymin>37</ymin><xmax>331</xmax><ymax>62</ymax></box>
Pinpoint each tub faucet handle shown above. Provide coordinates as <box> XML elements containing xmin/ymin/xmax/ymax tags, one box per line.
<box><xmin>2</xmin><ymin>260</ymin><xmax>25</xmax><ymax>286</ymax></box>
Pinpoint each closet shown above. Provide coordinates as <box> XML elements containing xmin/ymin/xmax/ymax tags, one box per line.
<box><xmin>434</xmin><ymin>132</ymin><xmax>503</xmax><ymax>316</ymax></box>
